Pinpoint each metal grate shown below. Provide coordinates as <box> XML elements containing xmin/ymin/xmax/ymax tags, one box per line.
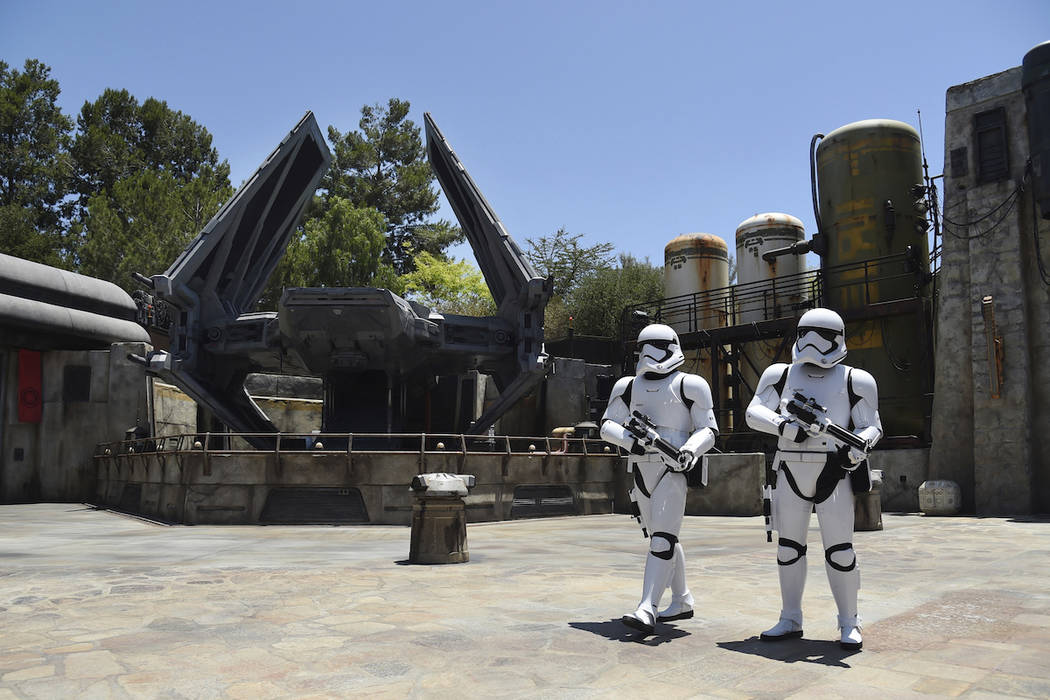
<box><xmin>260</xmin><ymin>487</ymin><xmax>369</xmax><ymax>524</ymax></box>
<box><xmin>510</xmin><ymin>485</ymin><xmax>577</xmax><ymax>519</ymax></box>
<box><xmin>975</xmin><ymin>107</ymin><xmax>1009</xmax><ymax>184</ymax></box>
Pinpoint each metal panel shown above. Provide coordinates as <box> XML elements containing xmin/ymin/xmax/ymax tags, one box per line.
<box><xmin>510</xmin><ymin>484</ymin><xmax>576</xmax><ymax>519</ymax></box>
<box><xmin>260</xmin><ymin>487</ymin><xmax>369</xmax><ymax>524</ymax></box>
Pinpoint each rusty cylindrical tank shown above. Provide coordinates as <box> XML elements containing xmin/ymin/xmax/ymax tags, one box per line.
<box><xmin>663</xmin><ymin>233</ymin><xmax>730</xmax><ymax>331</ymax></box>
<box><xmin>814</xmin><ymin>119</ymin><xmax>931</xmax><ymax>438</ymax></box>
<box><xmin>734</xmin><ymin>213</ymin><xmax>807</xmax><ymax>406</ymax></box>
<box><xmin>734</xmin><ymin>213</ymin><xmax>807</xmax><ymax>323</ymax></box>
<box><xmin>662</xmin><ymin>233</ymin><xmax>730</xmax><ymax>427</ymax></box>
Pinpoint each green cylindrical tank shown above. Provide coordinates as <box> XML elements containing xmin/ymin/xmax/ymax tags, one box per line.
<box><xmin>815</xmin><ymin>119</ymin><xmax>931</xmax><ymax>438</ymax></box>
<box><xmin>816</xmin><ymin>119</ymin><xmax>928</xmax><ymax>303</ymax></box>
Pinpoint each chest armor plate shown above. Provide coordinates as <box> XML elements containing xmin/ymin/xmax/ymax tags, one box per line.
<box><xmin>780</xmin><ymin>364</ymin><xmax>852</xmax><ymax>452</ymax></box>
<box><xmin>783</xmin><ymin>364</ymin><xmax>851</xmax><ymax>423</ymax></box>
<box><xmin>630</xmin><ymin>372</ymin><xmax>693</xmax><ymax>447</ymax></box>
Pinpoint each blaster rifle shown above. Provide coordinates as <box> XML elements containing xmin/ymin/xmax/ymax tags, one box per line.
<box><xmin>626</xmin><ymin>411</ymin><xmax>685</xmax><ymax>470</ymax></box>
<box><xmin>785</xmin><ymin>392</ymin><xmax>869</xmax><ymax>452</ymax></box>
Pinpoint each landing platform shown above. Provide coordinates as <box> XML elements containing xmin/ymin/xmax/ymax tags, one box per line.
<box><xmin>1</xmin><ymin>504</ymin><xmax>1048</xmax><ymax>697</ymax></box>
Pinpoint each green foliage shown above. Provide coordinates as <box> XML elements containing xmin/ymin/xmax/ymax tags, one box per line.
<box><xmin>320</xmin><ymin>98</ymin><xmax>461</xmax><ymax>274</ymax></box>
<box><xmin>77</xmin><ymin>169</ymin><xmax>231</xmax><ymax>290</ymax></box>
<box><xmin>558</xmin><ymin>254</ymin><xmax>663</xmax><ymax>338</ymax></box>
<box><xmin>525</xmin><ymin>227</ymin><xmax>616</xmax><ymax>297</ymax></box>
<box><xmin>259</xmin><ymin>198</ymin><xmax>392</xmax><ymax>308</ymax></box>
<box><xmin>400</xmin><ymin>252</ymin><xmax>496</xmax><ymax>316</ymax></box>
<box><xmin>70</xmin><ymin>89</ymin><xmax>232</xmax><ymax>285</ymax></box>
<box><xmin>71</xmin><ymin>89</ymin><xmax>230</xmax><ymax>207</ymax></box>
<box><xmin>0</xmin><ymin>59</ymin><xmax>74</xmax><ymax>266</ymax></box>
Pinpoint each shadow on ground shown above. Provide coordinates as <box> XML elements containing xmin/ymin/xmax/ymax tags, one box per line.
<box><xmin>717</xmin><ymin>636</ymin><xmax>860</xmax><ymax>668</ymax></box>
<box><xmin>569</xmin><ymin>619</ymin><xmax>690</xmax><ymax>646</ymax></box>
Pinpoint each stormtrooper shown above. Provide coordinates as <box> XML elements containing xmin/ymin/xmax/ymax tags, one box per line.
<box><xmin>745</xmin><ymin>308</ymin><xmax>882</xmax><ymax>650</ymax></box>
<box><xmin>600</xmin><ymin>323</ymin><xmax>718</xmax><ymax>635</ymax></box>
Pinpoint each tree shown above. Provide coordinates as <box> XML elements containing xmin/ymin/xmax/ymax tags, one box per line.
<box><xmin>70</xmin><ymin>89</ymin><xmax>232</xmax><ymax>286</ymax></box>
<box><xmin>562</xmin><ymin>254</ymin><xmax>663</xmax><ymax>338</ymax></box>
<box><xmin>77</xmin><ymin>168</ymin><xmax>231</xmax><ymax>290</ymax></box>
<box><xmin>258</xmin><ymin>198</ymin><xmax>391</xmax><ymax>308</ymax></box>
<box><xmin>321</xmin><ymin>98</ymin><xmax>461</xmax><ymax>274</ymax></box>
<box><xmin>0</xmin><ymin>59</ymin><xmax>74</xmax><ymax>266</ymax></box>
<box><xmin>399</xmin><ymin>252</ymin><xmax>496</xmax><ymax>316</ymax></box>
<box><xmin>525</xmin><ymin>227</ymin><xmax>616</xmax><ymax>297</ymax></box>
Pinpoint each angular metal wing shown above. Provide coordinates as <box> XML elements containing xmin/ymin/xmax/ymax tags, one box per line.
<box><xmin>158</xmin><ymin>112</ymin><xmax>330</xmax><ymax>323</ymax></box>
<box><xmin>144</xmin><ymin>113</ymin><xmax>331</xmax><ymax>445</ymax></box>
<box><xmin>424</xmin><ymin>113</ymin><xmax>552</xmax><ymax>432</ymax></box>
<box><xmin>424</xmin><ymin>113</ymin><xmax>549</xmax><ymax>315</ymax></box>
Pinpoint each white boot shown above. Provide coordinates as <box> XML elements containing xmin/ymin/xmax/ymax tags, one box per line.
<box><xmin>760</xmin><ymin>617</ymin><xmax>803</xmax><ymax>641</ymax></box>
<box><xmin>657</xmin><ymin>591</ymin><xmax>694</xmax><ymax>621</ymax></box>
<box><xmin>621</xmin><ymin>606</ymin><xmax>656</xmax><ymax>634</ymax></box>
<box><xmin>838</xmin><ymin>614</ymin><xmax>862</xmax><ymax>650</ymax></box>
<box><xmin>622</xmin><ymin>552</ymin><xmax>673</xmax><ymax>635</ymax></box>
<box><xmin>658</xmin><ymin>544</ymin><xmax>694</xmax><ymax>621</ymax></box>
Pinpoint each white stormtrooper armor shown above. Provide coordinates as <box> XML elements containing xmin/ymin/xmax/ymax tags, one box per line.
<box><xmin>600</xmin><ymin>324</ymin><xmax>718</xmax><ymax>635</ymax></box>
<box><xmin>745</xmin><ymin>308</ymin><xmax>882</xmax><ymax>650</ymax></box>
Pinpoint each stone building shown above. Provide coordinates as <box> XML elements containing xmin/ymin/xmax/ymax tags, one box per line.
<box><xmin>929</xmin><ymin>47</ymin><xmax>1050</xmax><ymax>514</ymax></box>
<box><xmin>0</xmin><ymin>254</ymin><xmax>152</xmax><ymax>502</ymax></box>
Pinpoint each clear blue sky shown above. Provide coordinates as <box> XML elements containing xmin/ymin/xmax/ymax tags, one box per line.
<box><xmin>2</xmin><ymin>1</ymin><xmax>1046</xmax><ymax>269</ymax></box>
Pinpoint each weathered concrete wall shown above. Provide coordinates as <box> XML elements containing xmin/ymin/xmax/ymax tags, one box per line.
<box><xmin>95</xmin><ymin>447</ymin><xmax>623</xmax><ymax>526</ymax></box>
<box><xmin>251</xmin><ymin>396</ymin><xmax>322</xmax><ymax>435</ymax></box>
<box><xmin>869</xmin><ymin>448</ymin><xmax>929</xmax><ymax>513</ymax></box>
<box><xmin>153</xmin><ymin>382</ymin><xmax>196</xmax><ymax>437</ymax></box>
<box><xmin>686</xmin><ymin>453</ymin><xmax>764</xmax><ymax>516</ymax></box>
<box><xmin>499</xmin><ymin>358</ymin><xmax>612</xmax><ymax>436</ymax></box>
<box><xmin>930</xmin><ymin>66</ymin><xmax>1050</xmax><ymax>514</ymax></box>
<box><xmin>244</xmin><ymin>373</ymin><xmax>323</xmax><ymax>400</ymax></box>
<box><xmin>152</xmin><ymin>381</ymin><xmax>323</xmax><ymax>438</ymax></box>
<box><xmin>1</xmin><ymin>342</ymin><xmax>149</xmax><ymax>502</ymax></box>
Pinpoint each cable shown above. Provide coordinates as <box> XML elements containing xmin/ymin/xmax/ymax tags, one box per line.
<box><xmin>1031</xmin><ymin>164</ymin><xmax>1050</xmax><ymax>287</ymax></box>
<box><xmin>942</xmin><ymin>181</ymin><xmax>1025</xmax><ymax>241</ymax></box>
<box><xmin>940</xmin><ymin>180</ymin><xmax>1020</xmax><ymax>227</ymax></box>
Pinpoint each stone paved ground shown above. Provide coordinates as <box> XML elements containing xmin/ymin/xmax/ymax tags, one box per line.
<box><xmin>1</xmin><ymin>504</ymin><xmax>1049</xmax><ymax>698</ymax></box>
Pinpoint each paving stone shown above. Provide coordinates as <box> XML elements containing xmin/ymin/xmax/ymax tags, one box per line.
<box><xmin>2</xmin><ymin>665</ymin><xmax>55</xmax><ymax>682</ymax></box>
<box><xmin>0</xmin><ymin>504</ymin><xmax>1048</xmax><ymax>697</ymax></box>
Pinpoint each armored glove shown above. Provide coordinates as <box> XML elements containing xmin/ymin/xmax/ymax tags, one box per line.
<box><xmin>674</xmin><ymin>448</ymin><xmax>696</xmax><ymax>473</ymax></box>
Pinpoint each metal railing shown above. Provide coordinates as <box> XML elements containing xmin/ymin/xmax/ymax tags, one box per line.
<box><xmin>95</xmin><ymin>432</ymin><xmax>620</xmax><ymax>458</ymax></box>
<box><xmin>621</xmin><ymin>253</ymin><xmax>924</xmax><ymax>340</ymax></box>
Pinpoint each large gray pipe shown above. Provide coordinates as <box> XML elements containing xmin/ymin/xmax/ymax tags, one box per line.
<box><xmin>0</xmin><ymin>254</ymin><xmax>149</xmax><ymax>348</ymax></box>
<box><xmin>1023</xmin><ymin>41</ymin><xmax>1050</xmax><ymax>219</ymax></box>
<box><xmin>0</xmin><ymin>253</ymin><xmax>140</xmax><ymax>320</ymax></box>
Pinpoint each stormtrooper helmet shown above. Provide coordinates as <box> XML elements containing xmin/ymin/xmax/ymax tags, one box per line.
<box><xmin>636</xmin><ymin>323</ymin><xmax>685</xmax><ymax>375</ymax></box>
<box><xmin>792</xmin><ymin>308</ymin><xmax>847</xmax><ymax>368</ymax></box>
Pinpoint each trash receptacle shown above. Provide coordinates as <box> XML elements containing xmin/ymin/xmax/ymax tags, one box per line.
<box><xmin>409</xmin><ymin>473</ymin><xmax>476</xmax><ymax>564</ymax></box>
<box><xmin>854</xmin><ymin>468</ymin><xmax>883</xmax><ymax>531</ymax></box>
<box><xmin>918</xmin><ymin>479</ymin><xmax>961</xmax><ymax>515</ymax></box>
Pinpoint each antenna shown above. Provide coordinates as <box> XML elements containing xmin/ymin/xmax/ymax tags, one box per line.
<box><xmin>917</xmin><ymin>109</ymin><xmax>942</xmax><ymax>270</ymax></box>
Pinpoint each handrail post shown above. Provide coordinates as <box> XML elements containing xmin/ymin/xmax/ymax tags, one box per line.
<box><xmin>419</xmin><ymin>432</ymin><xmax>426</xmax><ymax>473</ymax></box>
<box><xmin>864</xmin><ymin>260</ymin><xmax>871</xmax><ymax>305</ymax></box>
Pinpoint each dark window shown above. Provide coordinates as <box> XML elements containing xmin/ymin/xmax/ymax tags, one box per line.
<box><xmin>63</xmin><ymin>365</ymin><xmax>91</xmax><ymax>402</ymax></box>
<box><xmin>975</xmin><ymin>107</ymin><xmax>1009</xmax><ymax>184</ymax></box>
<box><xmin>950</xmin><ymin>147</ymin><xmax>969</xmax><ymax>178</ymax></box>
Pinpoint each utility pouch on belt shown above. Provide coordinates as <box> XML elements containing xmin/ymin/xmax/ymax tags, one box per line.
<box><xmin>686</xmin><ymin>455</ymin><xmax>709</xmax><ymax>489</ymax></box>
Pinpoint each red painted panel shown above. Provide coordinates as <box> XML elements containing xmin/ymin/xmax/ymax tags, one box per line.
<box><xmin>18</xmin><ymin>349</ymin><xmax>42</xmax><ymax>423</ymax></box>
